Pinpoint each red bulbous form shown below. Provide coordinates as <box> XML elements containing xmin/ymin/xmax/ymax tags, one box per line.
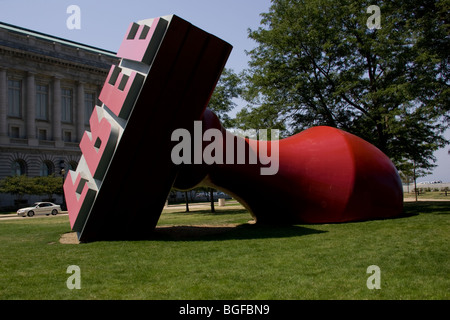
<box><xmin>174</xmin><ymin>109</ymin><xmax>403</xmax><ymax>224</ymax></box>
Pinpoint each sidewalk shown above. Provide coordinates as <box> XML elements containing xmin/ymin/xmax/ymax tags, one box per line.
<box><xmin>163</xmin><ymin>200</ymin><xmax>242</xmax><ymax>211</ymax></box>
<box><xmin>403</xmin><ymin>198</ymin><xmax>450</xmax><ymax>202</ymax></box>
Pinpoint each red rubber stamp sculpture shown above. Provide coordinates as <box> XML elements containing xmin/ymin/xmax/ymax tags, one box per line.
<box><xmin>64</xmin><ymin>15</ymin><xmax>403</xmax><ymax>242</ymax></box>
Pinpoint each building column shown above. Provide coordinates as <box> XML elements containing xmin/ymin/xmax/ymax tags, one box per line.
<box><xmin>76</xmin><ymin>81</ymin><xmax>85</xmax><ymax>142</ymax></box>
<box><xmin>26</xmin><ymin>72</ymin><xmax>37</xmax><ymax>145</ymax></box>
<box><xmin>0</xmin><ymin>68</ymin><xmax>8</xmax><ymax>142</ymax></box>
<box><xmin>52</xmin><ymin>77</ymin><xmax>62</xmax><ymax>143</ymax></box>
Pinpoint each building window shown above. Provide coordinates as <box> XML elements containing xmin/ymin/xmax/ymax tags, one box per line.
<box><xmin>38</xmin><ymin>129</ymin><xmax>47</xmax><ymax>140</ymax></box>
<box><xmin>11</xmin><ymin>160</ymin><xmax>26</xmax><ymax>176</ymax></box>
<box><xmin>63</xmin><ymin>131</ymin><xmax>72</xmax><ymax>142</ymax></box>
<box><xmin>84</xmin><ymin>92</ymin><xmax>95</xmax><ymax>124</ymax></box>
<box><xmin>8</xmin><ymin>79</ymin><xmax>22</xmax><ymax>117</ymax></box>
<box><xmin>10</xmin><ymin>126</ymin><xmax>20</xmax><ymax>138</ymax></box>
<box><xmin>61</xmin><ymin>88</ymin><xmax>73</xmax><ymax>122</ymax></box>
<box><xmin>36</xmin><ymin>84</ymin><xmax>49</xmax><ymax>120</ymax></box>
<box><xmin>40</xmin><ymin>161</ymin><xmax>54</xmax><ymax>177</ymax></box>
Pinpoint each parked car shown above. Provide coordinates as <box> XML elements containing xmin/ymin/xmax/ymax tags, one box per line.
<box><xmin>17</xmin><ymin>202</ymin><xmax>61</xmax><ymax>217</ymax></box>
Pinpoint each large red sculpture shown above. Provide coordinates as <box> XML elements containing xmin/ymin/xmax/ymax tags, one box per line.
<box><xmin>64</xmin><ymin>15</ymin><xmax>403</xmax><ymax>242</ymax></box>
<box><xmin>174</xmin><ymin>109</ymin><xmax>404</xmax><ymax>224</ymax></box>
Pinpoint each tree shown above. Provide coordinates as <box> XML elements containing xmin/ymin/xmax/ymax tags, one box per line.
<box><xmin>398</xmin><ymin>160</ymin><xmax>430</xmax><ymax>201</ymax></box>
<box><xmin>398</xmin><ymin>164</ymin><xmax>414</xmax><ymax>193</ymax></box>
<box><xmin>193</xmin><ymin>186</ymin><xmax>217</xmax><ymax>213</ymax></box>
<box><xmin>208</xmin><ymin>68</ymin><xmax>243</xmax><ymax>128</ymax></box>
<box><xmin>209</xmin><ymin>187</ymin><xmax>215</xmax><ymax>213</ymax></box>
<box><xmin>32</xmin><ymin>175</ymin><xmax>63</xmax><ymax>201</ymax></box>
<box><xmin>184</xmin><ymin>191</ymin><xmax>189</xmax><ymax>212</ymax></box>
<box><xmin>0</xmin><ymin>175</ymin><xmax>63</xmax><ymax>204</ymax></box>
<box><xmin>238</xmin><ymin>0</ymin><xmax>449</xmax><ymax>171</ymax></box>
<box><xmin>0</xmin><ymin>175</ymin><xmax>34</xmax><ymax>201</ymax></box>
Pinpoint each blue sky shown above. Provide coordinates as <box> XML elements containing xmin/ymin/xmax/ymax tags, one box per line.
<box><xmin>0</xmin><ymin>0</ymin><xmax>270</xmax><ymax>72</ymax></box>
<box><xmin>0</xmin><ymin>0</ymin><xmax>448</xmax><ymax>182</ymax></box>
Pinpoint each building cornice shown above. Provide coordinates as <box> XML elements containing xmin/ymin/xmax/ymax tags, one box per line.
<box><xmin>0</xmin><ymin>45</ymin><xmax>116</xmax><ymax>74</ymax></box>
<box><xmin>0</xmin><ymin>21</ymin><xmax>116</xmax><ymax>57</ymax></box>
<box><xmin>0</xmin><ymin>22</ymin><xmax>119</xmax><ymax>74</ymax></box>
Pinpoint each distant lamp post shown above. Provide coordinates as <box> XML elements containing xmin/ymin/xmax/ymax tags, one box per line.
<box><xmin>60</xmin><ymin>160</ymin><xmax>66</xmax><ymax>211</ymax></box>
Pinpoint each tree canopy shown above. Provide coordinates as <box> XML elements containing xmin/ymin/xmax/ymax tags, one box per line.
<box><xmin>207</xmin><ymin>68</ymin><xmax>243</xmax><ymax>128</ymax></box>
<box><xmin>235</xmin><ymin>0</ymin><xmax>449</xmax><ymax>172</ymax></box>
<box><xmin>0</xmin><ymin>175</ymin><xmax>63</xmax><ymax>200</ymax></box>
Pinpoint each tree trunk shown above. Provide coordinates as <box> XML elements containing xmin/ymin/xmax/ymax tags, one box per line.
<box><xmin>210</xmin><ymin>188</ymin><xmax>215</xmax><ymax>213</ymax></box>
<box><xmin>184</xmin><ymin>191</ymin><xmax>189</xmax><ymax>212</ymax></box>
<box><xmin>413</xmin><ymin>162</ymin><xmax>418</xmax><ymax>202</ymax></box>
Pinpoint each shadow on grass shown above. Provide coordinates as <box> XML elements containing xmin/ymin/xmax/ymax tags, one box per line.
<box><xmin>76</xmin><ymin>202</ymin><xmax>450</xmax><ymax>243</ymax></box>
<box><xmin>164</xmin><ymin>208</ymin><xmax>250</xmax><ymax>216</ymax></box>
<box><xmin>151</xmin><ymin>223</ymin><xmax>326</xmax><ymax>242</ymax></box>
<box><xmin>403</xmin><ymin>201</ymin><xmax>450</xmax><ymax>216</ymax></box>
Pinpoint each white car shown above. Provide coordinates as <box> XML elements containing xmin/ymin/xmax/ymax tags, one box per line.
<box><xmin>17</xmin><ymin>202</ymin><xmax>61</xmax><ymax>217</ymax></box>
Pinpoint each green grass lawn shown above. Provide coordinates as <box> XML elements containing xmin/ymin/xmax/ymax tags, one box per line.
<box><xmin>403</xmin><ymin>190</ymin><xmax>450</xmax><ymax>200</ymax></box>
<box><xmin>0</xmin><ymin>201</ymin><xmax>448</xmax><ymax>300</ymax></box>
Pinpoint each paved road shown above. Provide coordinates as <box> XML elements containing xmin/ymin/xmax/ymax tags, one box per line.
<box><xmin>0</xmin><ymin>201</ymin><xmax>243</xmax><ymax>222</ymax></box>
<box><xmin>0</xmin><ymin>212</ymin><xmax>68</xmax><ymax>221</ymax></box>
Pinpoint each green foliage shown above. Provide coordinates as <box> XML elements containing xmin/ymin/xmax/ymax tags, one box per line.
<box><xmin>238</xmin><ymin>0</ymin><xmax>449</xmax><ymax>170</ymax></box>
<box><xmin>0</xmin><ymin>175</ymin><xmax>33</xmax><ymax>199</ymax></box>
<box><xmin>0</xmin><ymin>175</ymin><xmax>63</xmax><ymax>199</ymax></box>
<box><xmin>32</xmin><ymin>175</ymin><xmax>64</xmax><ymax>198</ymax></box>
<box><xmin>208</xmin><ymin>68</ymin><xmax>243</xmax><ymax>128</ymax></box>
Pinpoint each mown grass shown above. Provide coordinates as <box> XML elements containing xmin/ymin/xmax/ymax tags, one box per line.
<box><xmin>404</xmin><ymin>190</ymin><xmax>450</xmax><ymax>200</ymax></box>
<box><xmin>0</xmin><ymin>201</ymin><xmax>448</xmax><ymax>300</ymax></box>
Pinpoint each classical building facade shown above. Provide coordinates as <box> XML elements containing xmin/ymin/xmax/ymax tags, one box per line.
<box><xmin>0</xmin><ymin>22</ymin><xmax>118</xmax><ymax>208</ymax></box>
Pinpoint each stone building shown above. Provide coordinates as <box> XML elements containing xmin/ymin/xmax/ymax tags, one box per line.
<box><xmin>0</xmin><ymin>21</ymin><xmax>118</xmax><ymax>208</ymax></box>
